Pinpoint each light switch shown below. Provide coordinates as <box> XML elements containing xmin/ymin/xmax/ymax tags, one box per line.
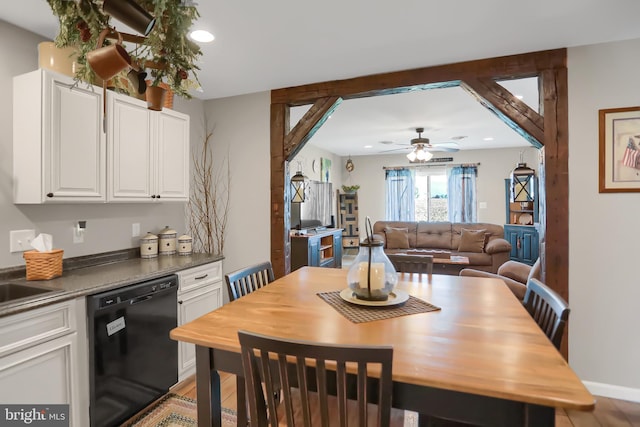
<box><xmin>479</xmin><ymin>202</ymin><xmax>487</xmax><ymax>209</ymax></box>
<box><xmin>10</xmin><ymin>229</ymin><xmax>36</xmax><ymax>253</ymax></box>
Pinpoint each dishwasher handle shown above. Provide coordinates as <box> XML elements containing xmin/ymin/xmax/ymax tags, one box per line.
<box><xmin>130</xmin><ymin>295</ymin><xmax>153</xmax><ymax>305</ymax></box>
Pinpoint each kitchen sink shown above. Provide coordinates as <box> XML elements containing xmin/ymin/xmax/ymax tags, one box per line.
<box><xmin>0</xmin><ymin>283</ymin><xmax>55</xmax><ymax>304</ymax></box>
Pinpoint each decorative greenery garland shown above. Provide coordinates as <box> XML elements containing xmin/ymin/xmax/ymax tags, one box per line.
<box><xmin>46</xmin><ymin>0</ymin><xmax>202</xmax><ymax>98</ymax></box>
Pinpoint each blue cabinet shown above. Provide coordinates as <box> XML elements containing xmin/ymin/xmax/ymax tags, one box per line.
<box><xmin>291</xmin><ymin>229</ymin><xmax>343</xmax><ymax>271</ymax></box>
<box><xmin>504</xmin><ymin>225</ymin><xmax>539</xmax><ymax>265</ymax></box>
<box><xmin>504</xmin><ymin>178</ymin><xmax>539</xmax><ymax>265</ymax></box>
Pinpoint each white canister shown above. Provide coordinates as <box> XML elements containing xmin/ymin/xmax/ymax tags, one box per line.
<box><xmin>158</xmin><ymin>226</ymin><xmax>177</xmax><ymax>255</ymax></box>
<box><xmin>140</xmin><ymin>232</ymin><xmax>158</xmax><ymax>258</ymax></box>
<box><xmin>177</xmin><ymin>235</ymin><xmax>193</xmax><ymax>256</ymax></box>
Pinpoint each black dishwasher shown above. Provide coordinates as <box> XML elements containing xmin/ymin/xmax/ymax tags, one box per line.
<box><xmin>87</xmin><ymin>275</ymin><xmax>178</xmax><ymax>427</ymax></box>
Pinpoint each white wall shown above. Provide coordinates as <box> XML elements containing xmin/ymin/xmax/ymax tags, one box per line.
<box><xmin>203</xmin><ymin>92</ymin><xmax>271</xmax><ymax>275</ymax></box>
<box><xmin>340</xmin><ymin>147</ymin><xmax>539</xmax><ymax>236</ymax></box>
<box><xmin>568</xmin><ymin>38</ymin><xmax>640</xmax><ymax>401</ymax></box>
<box><xmin>0</xmin><ymin>20</ymin><xmax>204</xmax><ymax>268</ymax></box>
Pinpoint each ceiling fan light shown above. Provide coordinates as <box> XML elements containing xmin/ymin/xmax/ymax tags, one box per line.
<box><xmin>407</xmin><ymin>151</ymin><xmax>417</xmax><ymax>161</ymax></box>
<box><xmin>423</xmin><ymin>150</ymin><xmax>433</xmax><ymax>162</ymax></box>
<box><xmin>416</xmin><ymin>148</ymin><xmax>428</xmax><ymax>161</ymax></box>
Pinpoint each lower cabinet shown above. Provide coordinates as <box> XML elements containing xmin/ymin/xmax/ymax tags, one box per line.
<box><xmin>504</xmin><ymin>224</ymin><xmax>539</xmax><ymax>265</ymax></box>
<box><xmin>291</xmin><ymin>229</ymin><xmax>343</xmax><ymax>271</ymax></box>
<box><xmin>176</xmin><ymin>261</ymin><xmax>223</xmax><ymax>381</ymax></box>
<box><xmin>0</xmin><ymin>298</ymin><xmax>90</xmax><ymax>427</ymax></box>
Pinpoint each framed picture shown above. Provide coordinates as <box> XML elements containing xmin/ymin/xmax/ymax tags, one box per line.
<box><xmin>599</xmin><ymin>106</ymin><xmax>640</xmax><ymax>192</ymax></box>
<box><xmin>321</xmin><ymin>157</ymin><xmax>331</xmax><ymax>182</ymax></box>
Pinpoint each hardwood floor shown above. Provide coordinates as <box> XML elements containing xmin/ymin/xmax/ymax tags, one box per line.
<box><xmin>167</xmin><ymin>374</ymin><xmax>640</xmax><ymax>426</ymax></box>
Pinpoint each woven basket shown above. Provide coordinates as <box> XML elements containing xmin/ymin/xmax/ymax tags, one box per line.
<box><xmin>23</xmin><ymin>249</ymin><xmax>64</xmax><ymax>281</ymax></box>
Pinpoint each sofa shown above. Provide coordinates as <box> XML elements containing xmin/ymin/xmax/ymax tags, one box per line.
<box><xmin>372</xmin><ymin>221</ymin><xmax>512</xmax><ymax>274</ymax></box>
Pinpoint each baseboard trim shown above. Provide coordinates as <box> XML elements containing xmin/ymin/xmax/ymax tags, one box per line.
<box><xmin>583</xmin><ymin>381</ymin><xmax>640</xmax><ymax>402</ymax></box>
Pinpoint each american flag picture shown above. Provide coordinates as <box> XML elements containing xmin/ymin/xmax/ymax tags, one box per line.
<box><xmin>621</xmin><ymin>137</ymin><xmax>640</xmax><ymax>169</ymax></box>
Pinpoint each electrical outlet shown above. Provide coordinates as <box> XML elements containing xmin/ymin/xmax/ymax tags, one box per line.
<box><xmin>132</xmin><ymin>223</ymin><xmax>141</xmax><ymax>237</ymax></box>
<box><xmin>73</xmin><ymin>224</ymin><xmax>84</xmax><ymax>244</ymax></box>
<box><xmin>10</xmin><ymin>229</ymin><xmax>36</xmax><ymax>253</ymax></box>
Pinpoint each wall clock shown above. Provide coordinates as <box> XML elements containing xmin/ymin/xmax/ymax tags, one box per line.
<box><xmin>312</xmin><ymin>159</ymin><xmax>318</xmax><ymax>172</ymax></box>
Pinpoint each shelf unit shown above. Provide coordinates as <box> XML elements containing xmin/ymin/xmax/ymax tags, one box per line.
<box><xmin>291</xmin><ymin>228</ymin><xmax>343</xmax><ymax>271</ymax></box>
<box><xmin>504</xmin><ymin>178</ymin><xmax>539</xmax><ymax>265</ymax></box>
<box><xmin>338</xmin><ymin>191</ymin><xmax>359</xmax><ymax>249</ymax></box>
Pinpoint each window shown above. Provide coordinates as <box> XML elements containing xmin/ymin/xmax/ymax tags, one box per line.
<box><xmin>414</xmin><ymin>168</ymin><xmax>448</xmax><ymax>221</ymax></box>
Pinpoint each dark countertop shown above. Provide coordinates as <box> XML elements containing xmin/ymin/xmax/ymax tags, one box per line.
<box><xmin>0</xmin><ymin>253</ymin><xmax>223</xmax><ymax>318</ymax></box>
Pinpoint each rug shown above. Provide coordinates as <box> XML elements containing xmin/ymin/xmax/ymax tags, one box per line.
<box><xmin>122</xmin><ymin>393</ymin><xmax>237</xmax><ymax>427</ymax></box>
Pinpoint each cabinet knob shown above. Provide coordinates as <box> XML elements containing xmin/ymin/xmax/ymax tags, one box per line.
<box><xmin>151</xmin><ymin>195</ymin><xmax>156</xmax><ymax>199</ymax></box>
<box><xmin>46</xmin><ymin>193</ymin><xmax>54</xmax><ymax>198</ymax></box>
<box><xmin>156</xmin><ymin>195</ymin><xmax>161</xmax><ymax>199</ymax></box>
<box><xmin>178</xmin><ymin>300</ymin><xmax>183</xmax><ymax>304</ymax></box>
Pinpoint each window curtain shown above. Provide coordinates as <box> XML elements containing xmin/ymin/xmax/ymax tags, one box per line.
<box><xmin>385</xmin><ymin>168</ymin><xmax>415</xmax><ymax>221</ymax></box>
<box><xmin>447</xmin><ymin>165</ymin><xmax>477</xmax><ymax>223</ymax></box>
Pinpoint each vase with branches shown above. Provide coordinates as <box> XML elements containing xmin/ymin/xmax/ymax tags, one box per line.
<box><xmin>187</xmin><ymin>125</ymin><xmax>230</xmax><ymax>255</ymax></box>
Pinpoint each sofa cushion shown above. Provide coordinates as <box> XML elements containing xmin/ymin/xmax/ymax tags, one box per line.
<box><xmin>452</xmin><ymin>223</ymin><xmax>504</xmax><ymax>250</ymax></box>
<box><xmin>457</xmin><ymin>228</ymin><xmax>486</xmax><ymax>253</ymax></box>
<box><xmin>373</xmin><ymin>221</ymin><xmax>418</xmax><ymax>248</ymax></box>
<box><xmin>416</xmin><ymin>222</ymin><xmax>453</xmax><ymax>249</ymax></box>
<box><xmin>384</xmin><ymin>227</ymin><xmax>410</xmax><ymax>249</ymax></box>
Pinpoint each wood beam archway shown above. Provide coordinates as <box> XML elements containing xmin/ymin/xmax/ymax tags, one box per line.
<box><xmin>270</xmin><ymin>49</ymin><xmax>568</xmax><ymax>350</ymax></box>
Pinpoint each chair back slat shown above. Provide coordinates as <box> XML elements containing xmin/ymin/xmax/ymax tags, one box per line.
<box><xmin>523</xmin><ymin>278</ymin><xmax>570</xmax><ymax>350</ymax></box>
<box><xmin>239</xmin><ymin>330</ymin><xmax>394</xmax><ymax>427</ymax></box>
<box><xmin>225</xmin><ymin>261</ymin><xmax>275</xmax><ymax>302</ymax></box>
<box><xmin>387</xmin><ymin>254</ymin><xmax>434</xmax><ymax>275</ymax></box>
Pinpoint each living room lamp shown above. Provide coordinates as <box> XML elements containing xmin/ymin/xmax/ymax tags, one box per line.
<box><xmin>290</xmin><ymin>164</ymin><xmax>308</xmax><ymax>204</ymax></box>
<box><xmin>290</xmin><ymin>164</ymin><xmax>308</xmax><ymax>232</ymax></box>
<box><xmin>510</xmin><ymin>160</ymin><xmax>535</xmax><ymax>208</ymax></box>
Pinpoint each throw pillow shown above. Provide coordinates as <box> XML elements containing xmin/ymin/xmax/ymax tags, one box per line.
<box><xmin>384</xmin><ymin>227</ymin><xmax>410</xmax><ymax>249</ymax></box>
<box><xmin>457</xmin><ymin>228</ymin><xmax>486</xmax><ymax>253</ymax></box>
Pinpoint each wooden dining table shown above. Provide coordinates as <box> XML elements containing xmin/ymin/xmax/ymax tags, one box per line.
<box><xmin>170</xmin><ymin>266</ymin><xmax>595</xmax><ymax>427</ymax></box>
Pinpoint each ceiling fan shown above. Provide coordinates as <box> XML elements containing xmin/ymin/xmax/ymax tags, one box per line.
<box><xmin>381</xmin><ymin>127</ymin><xmax>460</xmax><ymax>161</ymax></box>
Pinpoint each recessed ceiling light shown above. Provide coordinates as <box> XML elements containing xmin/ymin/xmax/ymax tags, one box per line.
<box><xmin>451</xmin><ymin>135</ymin><xmax>467</xmax><ymax>141</ymax></box>
<box><xmin>515</xmin><ymin>94</ymin><xmax>524</xmax><ymax>100</ymax></box>
<box><xmin>364</xmin><ymin>145</ymin><xmax>373</xmax><ymax>149</ymax></box>
<box><xmin>189</xmin><ymin>30</ymin><xmax>215</xmax><ymax>43</ymax></box>
<box><xmin>483</xmin><ymin>137</ymin><xmax>494</xmax><ymax>141</ymax></box>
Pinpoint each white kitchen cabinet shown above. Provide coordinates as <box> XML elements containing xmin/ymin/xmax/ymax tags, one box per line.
<box><xmin>0</xmin><ymin>298</ymin><xmax>90</xmax><ymax>427</ymax></box>
<box><xmin>176</xmin><ymin>261</ymin><xmax>223</xmax><ymax>380</ymax></box>
<box><xmin>13</xmin><ymin>69</ymin><xmax>105</xmax><ymax>203</ymax></box>
<box><xmin>107</xmin><ymin>93</ymin><xmax>189</xmax><ymax>202</ymax></box>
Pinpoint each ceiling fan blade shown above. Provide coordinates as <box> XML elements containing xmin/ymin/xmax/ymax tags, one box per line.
<box><xmin>380</xmin><ymin>147</ymin><xmax>411</xmax><ymax>153</ymax></box>
<box><xmin>431</xmin><ymin>141</ymin><xmax>459</xmax><ymax>148</ymax></box>
<box><xmin>427</xmin><ymin>146</ymin><xmax>459</xmax><ymax>152</ymax></box>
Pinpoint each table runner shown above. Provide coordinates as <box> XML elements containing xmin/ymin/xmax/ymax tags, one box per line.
<box><xmin>317</xmin><ymin>291</ymin><xmax>440</xmax><ymax>323</ymax></box>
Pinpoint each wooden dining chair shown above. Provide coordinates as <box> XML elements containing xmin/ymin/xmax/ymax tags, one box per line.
<box><xmin>387</xmin><ymin>253</ymin><xmax>434</xmax><ymax>275</ymax></box>
<box><xmin>238</xmin><ymin>330</ymin><xmax>404</xmax><ymax>427</ymax></box>
<box><xmin>523</xmin><ymin>278</ymin><xmax>570</xmax><ymax>350</ymax></box>
<box><xmin>225</xmin><ymin>261</ymin><xmax>275</xmax><ymax>302</ymax></box>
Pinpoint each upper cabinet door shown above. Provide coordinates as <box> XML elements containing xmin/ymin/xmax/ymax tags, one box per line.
<box><xmin>107</xmin><ymin>95</ymin><xmax>154</xmax><ymax>201</ymax></box>
<box><xmin>13</xmin><ymin>69</ymin><xmax>105</xmax><ymax>203</ymax></box>
<box><xmin>155</xmin><ymin>109</ymin><xmax>189</xmax><ymax>201</ymax></box>
<box><xmin>108</xmin><ymin>96</ymin><xmax>189</xmax><ymax>202</ymax></box>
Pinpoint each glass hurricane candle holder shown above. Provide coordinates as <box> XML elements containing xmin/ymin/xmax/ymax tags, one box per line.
<box><xmin>346</xmin><ymin>218</ymin><xmax>397</xmax><ymax>301</ymax></box>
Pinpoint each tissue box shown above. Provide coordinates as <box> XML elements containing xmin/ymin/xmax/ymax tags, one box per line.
<box><xmin>23</xmin><ymin>249</ymin><xmax>64</xmax><ymax>281</ymax></box>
